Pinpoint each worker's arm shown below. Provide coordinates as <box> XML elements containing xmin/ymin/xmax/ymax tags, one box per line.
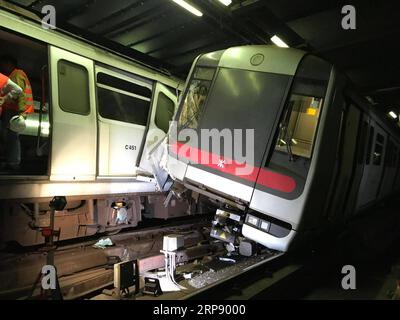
<box><xmin>11</xmin><ymin>71</ymin><xmax>27</xmax><ymax>113</ymax></box>
<box><xmin>0</xmin><ymin>78</ymin><xmax>23</xmax><ymax>106</ymax></box>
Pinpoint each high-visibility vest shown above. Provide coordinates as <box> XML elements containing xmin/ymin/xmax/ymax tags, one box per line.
<box><xmin>5</xmin><ymin>69</ymin><xmax>34</xmax><ymax>114</ymax></box>
<box><xmin>0</xmin><ymin>73</ymin><xmax>8</xmax><ymax>90</ymax></box>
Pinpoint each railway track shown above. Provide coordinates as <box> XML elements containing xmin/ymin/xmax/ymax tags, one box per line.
<box><xmin>1</xmin><ymin>213</ymin><xmax>339</xmax><ymax>301</ymax></box>
<box><xmin>0</xmin><ymin>215</ymin><xmax>216</xmax><ymax>300</ymax></box>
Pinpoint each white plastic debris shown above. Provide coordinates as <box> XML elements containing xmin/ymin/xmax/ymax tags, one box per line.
<box><xmin>225</xmin><ymin>242</ymin><xmax>236</xmax><ymax>252</ymax></box>
<box><xmin>93</xmin><ymin>238</ymin><xmax>113</xmax><ymax>249</ymax></box>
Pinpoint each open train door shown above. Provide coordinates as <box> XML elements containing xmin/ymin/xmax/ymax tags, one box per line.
<box><xmin>49</xmin><ymin>46</ymin><xmax>97</xmax><ymax>181</ymax></box>
<box><xmin>138</xmin><ymin>82</ymin><xmax>177</xmax><ymax>176</ymax></box>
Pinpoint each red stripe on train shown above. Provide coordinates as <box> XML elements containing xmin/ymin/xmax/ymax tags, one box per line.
<box><xmin>171</xmin><ymin>142</ymin><xmax>296</xmax><ymax>193</ymax></box>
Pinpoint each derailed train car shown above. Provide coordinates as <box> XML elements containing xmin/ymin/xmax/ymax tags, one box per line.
<box><xmin>167</xmin><ymin>45</ymin><xmax>400</xmax><ymax>252</ymax></box>
<box><xmin>0</xmin><ymin>3</ymin><xmax>188</xmax><ymax>246</ymax></box>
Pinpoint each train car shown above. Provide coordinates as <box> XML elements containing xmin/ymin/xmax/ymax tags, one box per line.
<box><xmin>167</xmin><ymin>44</ymin><xmax>400</xmax><ymax>253</ymax></box>
<box><xmin>0</xmin><ymin>3</ymin><xmax>188</xmax><ymax>246</ymax></box>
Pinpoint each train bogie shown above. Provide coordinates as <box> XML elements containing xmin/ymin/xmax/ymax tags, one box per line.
<box><xmin>0</xmin><ymin>194</ymin><xmax>190</xmax><ymax>246</ymax></box>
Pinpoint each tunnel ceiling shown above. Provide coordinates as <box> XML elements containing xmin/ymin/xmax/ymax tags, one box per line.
<box><xmin>6</xmin><ymin>0</ymin><xmax>400</xmax><ymax>114</ymax></box>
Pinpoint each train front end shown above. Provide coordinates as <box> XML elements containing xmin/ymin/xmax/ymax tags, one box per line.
<box><xmin>167</xmin><ymin>45</ymin><xmax>333</xmax><ymax>252</ymax></box>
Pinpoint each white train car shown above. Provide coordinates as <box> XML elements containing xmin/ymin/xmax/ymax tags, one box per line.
<box><xmin>167</xmin><ymin>45</ymin><xmax>400</xmax><ymax>253</ymax></box>
<box><xmin>0</xmin><ymin>3</ymin><xmax>187</xmax><ymax>246</ymax></box>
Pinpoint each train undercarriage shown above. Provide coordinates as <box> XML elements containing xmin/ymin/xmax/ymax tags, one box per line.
<box><xmin>0</xmin><ymin>206</ymin><xmax>284</xmax><ymax>300</ymax></box>
<box><xmin>0</xmin><ymin>191</ymin><xmax>191</xmax><ymax>247</ymax></box>
<box><xmin>0</xmin><ymin>173</ymin><xmax>287</xmax><ymax>300</ymax></box>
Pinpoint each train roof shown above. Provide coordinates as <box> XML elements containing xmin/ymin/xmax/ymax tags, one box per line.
<box><xmin>196</xmin><ymin>44</ymin><xmax>400</xmax><ymax>142</ymax></box>
<box><xmin>0</xmin><ymin>1</ymin><xmax>184</xmax><ymax>91</ymax></box>
<box><xmin>346</xmin><ymin>88</ymin><xmax>400</xmax><ymax>143</ymax></box>
<box><xmin>221</xmin><ymin>45</ymin><xmax>306</xmax><ymax>76</ymax></box>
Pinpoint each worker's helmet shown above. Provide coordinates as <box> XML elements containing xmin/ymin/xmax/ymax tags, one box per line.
<box><xmin>9</xmin><ymin>115</ymin><xmax>26</xmax><ymax>133</ymax></box>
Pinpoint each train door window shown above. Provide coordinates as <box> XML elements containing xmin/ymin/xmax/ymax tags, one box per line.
<box><xmin>266</xmin><ymin>55</ymin><xmax>331</xmax><ymax>196</ymax></box>
<box><xmin>155</xmin><ymin>92</ymin><xmax>175</xmax><ymax>133</ymax></box>
<box><xmin>97</xmin><ymin>73</ymin><xmax>151</xmax><ymax>125</ymax></box>
<box><xmin>0</xmin><ymin>29</ymin><xmax>49</xmax><ymax>176</ymax></box>
<box><xmin>373</xmin><ymin>133</ymin><xmax>385</xmax><ymax>166</ymax></box>
<box><xmin>58</xmin><ymin>60</ymin><xmax>90</xmax><ymax>115</ymax></box>
<box><xmin>366</xmin><ymin>126</ymin><xmax>374</xmax><ymax>165</ymax></box>
<box><xmin>177</xmin><ymin>67</ymin><xmax>215</xmax><ymax>132</ymax></box>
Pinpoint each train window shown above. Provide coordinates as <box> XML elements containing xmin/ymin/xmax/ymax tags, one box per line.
<box><xmin>373</xmin><ymin>133</ymin><xmax>385</xmax><ymax>166</ymax></box>
<box><xmin>265</xmin><ymin>55</ymin><xmax>331</xmax><ymax>197</ymax></box>
<box><xmin>187</xmin><ymin>67</ymin><xmax>291</xmax><ymax>171</ymax></box>
<box><xmin>271</xmin><ymin>55</ymin><xmax>330</xmax><ymax>162</ymax></box>
<box><xmin>96</xmin><ymin>73</ymin><xmax>151</xmax><ymax>126</ymax></box>
<box><xmin>193</xmin><ymin>67</ymin><xmax>215</xmax><ymax>81</ymax></box>
<box><xmin>274</xmin><ymin>95</ymin><xmax>323</xmax><ymax>159</ymax></box>
<box><xmin>155</xmin><ymin>92</ymin><xmax>175</xmax><ymax>133</ymax></box>
<box><xmin>177</xmin><ymin>67</ymin><xmax>215</xmax><ymax>131</ymax></box>
<box><xmin>58</xmin><ymin>60</ymin><xmax>90</xmax><ymax>115</ymax></box>
<box><xmin>366</xmin><ymin>126</ymin><xmax>374</xmax><ymax>165</ymax></box>
<box><xmin>97</xmin><ymin>73</ymin><xmax>151</xmax><ymax>99</ymax></box>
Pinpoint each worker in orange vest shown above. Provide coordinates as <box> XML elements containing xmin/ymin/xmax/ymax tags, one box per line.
<box><xmin>0</xmin><ymin>55</ymin><xmax>31</xmax><ymax>171</ymax></box>
<box><xmin>0</xmin><ymin>72</ymin><xmax>23</xmax><ymax>109</ymax></box>
<box><xmin>0</xmin><ymin>55</ymin><xmax>34</xmax><ymax>114</ymax></box>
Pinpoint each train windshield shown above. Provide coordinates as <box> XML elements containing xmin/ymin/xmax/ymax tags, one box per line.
<box><xmin>177</xmin><ymin>67</ymin><xmax>215</xmax><ymax>131</ymax></box>
<box><xmin>174</xmin><ymin>64</ymin><xmax>292</xmax><ymax>177</ymax></box>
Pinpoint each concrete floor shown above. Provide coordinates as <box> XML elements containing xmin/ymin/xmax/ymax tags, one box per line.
<box><xmin>303</xmin><ymin>197</ymin><xmax>400</xmax><ymax>300</ymax></box>
<box><xmin>304</xmin><ymin>258</ymin><xmax>400</xmax><ymax>300</ymax></box>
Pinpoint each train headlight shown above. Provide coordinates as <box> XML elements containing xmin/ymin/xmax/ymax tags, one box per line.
<box><xmin>260</xmin><ymin>220</ymin><xmax>270</xmax><ymax>232</ymax></box>
<box><xmin>246</xmin><ymin>215</ymin><xmax>259</xmax><ymax>227</ymax></box>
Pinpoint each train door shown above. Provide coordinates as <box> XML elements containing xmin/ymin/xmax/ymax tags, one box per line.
<box><xmin>327</xmin><ymin>103</ymin><xmax>361</xmax><ymax>221</ymax></box>
<box><xmin>356</xmin><ymin>120</ymin><xmax>386</xmax><ymax>208</ymax></box>
<box><xmin>49</xmin><ymin>46</ymin><xmax>97</xmax><ymax>181</ymax></box>
<box><xmin>138</xmin><ymin>83</ymin><xmax>177</xmax><ymax>173</ymax></box>
<box><xmin>378</xmin><ymin>137</ymin><xmax>398</xmax><ymax>198</ymax></box>
<box><xmin>393</xmin><ymin>145</ymin><xmax>400</xmax><ymax>191</ymax></box>
<box><xmin>389</xmin><ymin>140</ymin><xmax>399</xmax><ymax>192</ymax></box>
<box><xmin>391</xmin><ymin>141</ymin><xmax>399</xmax><ymax>192</ymax></box>
<box><xmin>249</xmin><ymin>55</ymin><xmax>332</xmax><ymax>229</ymax></box>
<box><xmin>95</xmin><ymin>65</ymin><xmax>153</xmax><ymax>177</ymax></box>
<box><xmin>0</xmin><ymin>28</ymin><xmax>49</xmax><ymax>177</ymax></box>
<box><xmin>343</xmin><ymin>113</ymin><xmax>369</xmax><ymax>217</ymax></box>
